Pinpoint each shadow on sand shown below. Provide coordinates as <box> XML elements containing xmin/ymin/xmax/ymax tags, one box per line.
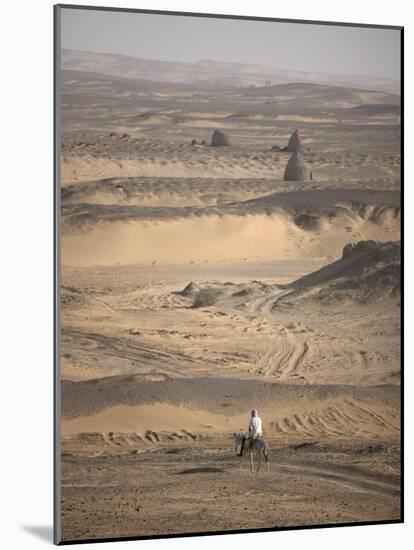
<box><xmin>175</xmin><ymin>466</ymin><xmax>225</xmax><ymax>475</ymax></box>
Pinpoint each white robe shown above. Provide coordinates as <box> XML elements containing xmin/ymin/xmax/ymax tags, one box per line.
<box><xmin>247</xmin><ymin>416</ymin><xmax>262</xmax><ymax>439</ymax></box>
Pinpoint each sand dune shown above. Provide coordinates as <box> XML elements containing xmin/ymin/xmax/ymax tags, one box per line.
<box><xmin>62</xmin><ymin>394</ymin><xmax>399</xmax><ymax>442</ymax></box>
<box><xmin>62</xmin><ymin>376</ymin><xmax>399</xmax><ymax>442</ymax></box>
<box><xmin>61</xmin><ymin>402</ymin><xmax>245</xmax><ymax>436</ymax></box>
<box><xmin>60</xmin><ymin>211</ymin><xmax>398</xmax><ymax>266</ymax></box>
<box><xmin>286</xmin><ymin>240</ymin><xmax>400</xmax><ymax>303</ymax></box>
<box><xmin>61</xmin><ymin>189</ymin><xmax>399</xmax><ymax>266</ymax></box>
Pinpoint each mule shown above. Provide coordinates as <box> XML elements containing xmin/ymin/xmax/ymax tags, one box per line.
<box><xmin>233</xmin><ymin>433</ymin><xmax>270</xmax><ymax>473</ymax></box>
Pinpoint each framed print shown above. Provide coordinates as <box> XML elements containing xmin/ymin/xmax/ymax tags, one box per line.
<box><xmin>54</xmin><ymin>4</ymin><xmax>403</xmax><ymax>544</ymax></box>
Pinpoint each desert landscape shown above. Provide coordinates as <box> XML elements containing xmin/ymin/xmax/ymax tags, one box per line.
<box><xmin>58</xmin><ymin>45</ymin><xmax>401</xmax><ymax>542</ymax></box>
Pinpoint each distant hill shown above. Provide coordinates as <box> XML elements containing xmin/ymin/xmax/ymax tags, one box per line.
<box><xmin>346</xmin><ymin>103</ymin><xmax>401</xmax><ymax>116</ymax></box>
<box><xmin>61</xmin><ymin>49</ymin><xmax>400</xmax><ymax>94</ymax></box>
<box><xmin>61</xmin><ymin>69</ymin><xmax>189</xmax><ymax>92</ymax></box>
<box><xmin>241</xmin><ymin>82</ymin><xmax>400</xmax><ymax>110</ymax></box>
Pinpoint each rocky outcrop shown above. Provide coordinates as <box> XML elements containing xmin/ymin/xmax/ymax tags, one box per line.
<box><xmin>211</xmin><ymin>129</ymin><xmax>230</xmax><ymax>146</ymax></box>
<box><xmin>286</xmin><ymin>129</ymin><xmax>302</xmax><ymax>152</ymax></box>
<box><xmin>283</xmin><ymin>151</ymin><xmax>312</xmax><ymax>181</ymax></box>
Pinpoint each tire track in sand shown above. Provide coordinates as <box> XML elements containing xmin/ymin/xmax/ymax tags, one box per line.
<box><xmin>270</xmin><ymin>459</ymin><xmax>400</xmax><ymax>498</ymax></box>
<box><xmin>245</xmin><ymin>289</ymin><xmax>310</xmax><ymax>380</ymax></box>
<box><xmin>254</xmin><ymin>334</ymin><xmax>309</xmax><ymax>380</ymax></box>
<box><xmin>270</xmin><ymin>397</ymin><xmax>400</xmax><ymax>440</ymax></box>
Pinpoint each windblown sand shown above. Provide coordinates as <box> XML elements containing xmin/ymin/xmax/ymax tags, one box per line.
<box><xmin>59</xmin><ymin>57</ymin><xmax>401</xmax><ymax>542</ymax></box>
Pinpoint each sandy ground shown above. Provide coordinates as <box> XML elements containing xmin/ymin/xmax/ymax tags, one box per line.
<box><xmin>61</xmin><ymin>437</ymin><xmax>400</xmax><ymax>541</ymax></box>
<box><xmin>58</xmin><ymin>56</ymin><xmax>401</xmax><ymax>542</ymax></box>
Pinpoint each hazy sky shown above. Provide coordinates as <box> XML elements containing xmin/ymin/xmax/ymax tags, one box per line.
<box><xmin>60</xmin><ymin>7</ymin><xmax>401</xmax><ymax>80</ymax></box>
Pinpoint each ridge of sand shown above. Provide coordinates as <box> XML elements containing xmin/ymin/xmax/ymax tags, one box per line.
<box><xmin>61</xmin><ymin>392</ymin><xmax>400</xmax><ymax>442</ymax></box>
<box><xmin>62</xmin><ymin>376</ymin><xmax>400</xmax><ymax>419</ymax></box>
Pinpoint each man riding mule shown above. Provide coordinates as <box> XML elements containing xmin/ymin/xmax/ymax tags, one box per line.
<box><xmin>234</xmin><ymin>409</ymin><xmax>270</xmax><ymax>473</ymax></box>
<box><xmin>238</xmin><ymin>409</ymin><xmax>262</xmax><ymax>456</ymax></box>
